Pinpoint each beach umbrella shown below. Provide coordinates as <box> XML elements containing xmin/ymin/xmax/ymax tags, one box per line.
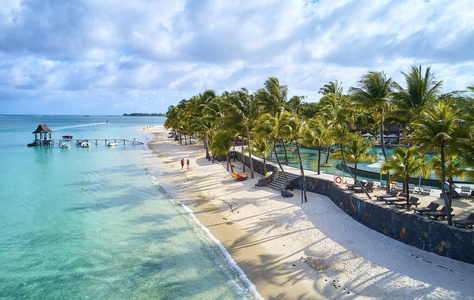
<box><xmin>387</xmin><ymin>134</ymin><xmax>399</xmax><ymax>138</ymax></box>
<box><xmin>362</xmin><ymin>133</ymin><xmax>373</xmax><ymax>137</ymax></box>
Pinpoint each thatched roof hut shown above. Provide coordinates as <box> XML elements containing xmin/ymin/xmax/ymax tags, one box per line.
<box><xmin>32</xmin><ymin>124</ymin><xmax>53</xmax><ymax>134</ymax></box>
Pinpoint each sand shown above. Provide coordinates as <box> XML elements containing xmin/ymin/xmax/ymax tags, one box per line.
<box><xmin>142</xmin><ymin>126</ymin><xmax>474</xmax><ymax>300</ymax></box>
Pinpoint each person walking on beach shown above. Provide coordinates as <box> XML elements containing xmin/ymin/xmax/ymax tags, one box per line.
<box><xmin>186</xmin><ymin>159</ymin><xmax>190</xmax><ymax>169</ymax></box>
<box><xmin>181</xmin><ymin>158</ymin><xmax>184</xmax><ymax>169</ymax></box>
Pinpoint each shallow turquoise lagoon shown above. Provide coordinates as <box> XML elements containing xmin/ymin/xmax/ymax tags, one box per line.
<box><xmin>0</xmin><ymin>115</ymin><xmax>259</xmax><ymax>300</ymax></box>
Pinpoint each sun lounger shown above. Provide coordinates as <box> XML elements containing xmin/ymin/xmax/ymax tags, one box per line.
<box><xmin>421</xmin><ymin>186</ymin><xmax>432</xmax><ymax>195</ymax></box>
<box><xmin>394</xmin><ymin>196</ymin><xmax>419</xmax><ymax>208</ymax></box>
<box><xmin>384</xmin><ymin>193</ymin><xmax>407</xmax><ymax>204</ymax></box>
<box><xmin>413</xmin><ymin>202</ymin><xmax>440</xmax><ymax>215</ymax></box>
<box><xmin>460</xmin><ymin>186</ymin><xmax>472</xmax><ymax>196</ymax></box>
<box><xmin>375</xmin><ymin>191</ymin><xmax>398</xmax><ymax>201</ymax></box>
<box><xmin>426</xmin><ymin>206</ymin><xmax>454</xmax><ymax>220</ymax></box>
<box><xmin>408</xmin><ymin>184</ymin><xmax>416</xmax><ymax>194</ymax></box>
<box><xmin>346</xmin><ymin>181</ymin><xmax>367</xmax><ymax>190</ymax></box>
<box><xmin>353</xmin><ymin>181</ymin><xmax>374</xmax><ymax>193</ymax></box>
<box><xmin>453</xmin><ymin>213</ymin><xmax>474</xmax><ymax>229</ymax></box>
<box><xmin>394</xmin><ymin>182</ymin><xmax>403</xmax><ymax>191</ymax></box>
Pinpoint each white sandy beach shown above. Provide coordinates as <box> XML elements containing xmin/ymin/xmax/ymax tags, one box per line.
<box><xmin>142</xmin><ymin>126</ymin><xmax>474</xmax><ymax>300</ymax></box>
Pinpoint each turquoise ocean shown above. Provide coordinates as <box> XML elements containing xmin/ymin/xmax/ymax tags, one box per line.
<box><xmin>0</xmin><ymin>115</ymin><xmax>260</xmax><ymax>300</ymax></box>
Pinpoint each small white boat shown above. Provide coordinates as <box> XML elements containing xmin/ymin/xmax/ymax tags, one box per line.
<box><xmin>107</xmin><ymin>142</ymin><xmax>118</xmax><ymax>147</ymax></box>
<box><xmin>81</xmin><ymin>141</ymin><xmax>90</xmax><ymax>148</ymax></box>
<box><xmin>60</xmin><ymin>142</ymin><xmax>70</xmax><ymax>148</ymax></box>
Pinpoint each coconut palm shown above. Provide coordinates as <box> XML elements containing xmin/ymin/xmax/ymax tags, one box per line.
<box><xmin>277</xmin><ymin>111</ymin><xmax>308</xmax><ymax>202</ymax></box>
<box><xmin>381</xmin><ymin>146</ymin><xmax>427</xmax><ymax>210</ymax></box>
<box><xmin>350</xmin><ymin>71</ymin><xmax>394</xmax><ymax>192</ymax></box>
<box><xmin>222</xmin><ymin>88</ymin><xmax>259</xmax><ymax>178</ymax></box>
<box><xmin>256</xmin><ymin>77</ymin><xmax>290</xmax><ymax>162</ymax></box>
<box><xmin>429</xmin><ymin>155</ymin><xmax>467</xmax><ymax>207</ymax></box>
<box><xmin>250</xmin><ymin>139</ymin><xmax>273</xmax><ymax>174</ymax></box>
<box><xmin>254</xmin><ymin>113</ymin><xmax>293</xmax><ymax>190</ymax></box>
<box><xmin>210</xmin><ymin>130</ymin><xmax>233</xmax><ymax>173</ymax></box>
<box><xmin>331</xmin><ymin>125</ymin><xmax>372</xmax><ymax>199</ymax></box>
<box><xmin>301</xmin><ymin>118</ymin><xmax>334</xmax><ymax>175</ymax></box>
<box><xmin>392</xmin><ymin>65</ymin><xmax>443</xmax><ymax>122</ymax></box>
<box><xmin>410</xmin><ymin>100</ymin><xmax>464</xmax><ymax>225</ymax></box>
<box><xmin>330</xmin><ymin>135</ymin><xmax>379</xmax><ymax>180</ymax></box>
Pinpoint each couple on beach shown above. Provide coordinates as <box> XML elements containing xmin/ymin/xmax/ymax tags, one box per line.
<box><xmin>181</xmin><ymin>158</ymin><xmax>190</xmax><ymax>169</ymax></box>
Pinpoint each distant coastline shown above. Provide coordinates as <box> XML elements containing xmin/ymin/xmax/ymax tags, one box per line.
<box><xmin>123</xmin><ymin>113</ymin><xmax>165</xmax><ymax>117</ymax></box>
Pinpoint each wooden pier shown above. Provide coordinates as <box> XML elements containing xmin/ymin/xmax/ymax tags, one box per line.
<box><xmin>27</xmin><ymin>124</ymin><xmax>143</xmax><ymax>147</ymax></box>
<box><xmin>55</xmin><ymin>138</ymin><xmax>143</xmax><ymax>147</ymax></box>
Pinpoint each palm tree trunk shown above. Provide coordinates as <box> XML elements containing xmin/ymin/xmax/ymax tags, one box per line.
<box><xmin>405</xmin><ymin>180</ymin><xmax>410</xmax><ymax>210</ymax></box>
<box><xmin>246</xmin><ymin>127</ymin><xmax>254</xmax><ymax>179</ymax></box>
<box><xmin>273</xmin><ymin>142</ymin><xmax>292</xmax><ymax>191</ymax></box>
<box><xmin>325</xmin><ymin>145</ymin><xmax>331</xmax><ymax>164</ymax></box>
<box><xmin>263</xmin><ymin>155</ymin><xmax>267</xmax><ymax>174</ymax></box>
<box><xmin>295</xmin><ymin>143</ymin><xmax>307</xmax><ymax>203</ymax></box>
<box><xmin>282</xmin><ymin>140</ymin><xmax>289</xmax><ymax>162</ymax></box>
<box><xmin>441</xmin><ymin>147</ymin><xmax>452</xmax><ymax>225</ymax></box>
<box><xmin>205</xmin><ymin>133</ymin><xmax>210</xmax><ymax>160</ymax></box>
<box><xmin>241</xmin><ymin>134</ymin><xmax>246</xmax><ymax>172</ymax></box>
<box><xmin>448</xmin><ymin>179</ymin><xmax>453</xmax><ymax>207</ymax></box>
<box><xmin>227</xmin><ymin>152</ymin><xmax>234</xmax><ymax>173</ymax></box>
<box><xmin>340</xmin><ymin>145</ymin><xmax>371</xmax><ymax>199</ymax></box>
<box><xmin>354</xmin><ymin>163</ymin><xmax>358</xmax><ymax>180</ymax></box>
<box><xmin>317</xmin><ymin>146</ymin><xmax>322</xmax><ymax>175</ymax></box>
<box><xmin>233</xmin><ymin>137</ymin><xmax>236</xmax><ymax>162</ymax></box>
<box><xmin>380</xmin><ymin>112</ymin><xmax>391</xmax><ymax>192</ymax></box>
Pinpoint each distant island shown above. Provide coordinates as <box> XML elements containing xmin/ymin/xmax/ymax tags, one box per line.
<box><xmin>123</xmin><ymin>113</ymin><xmax>165</xmax><ymax>117</ymax></box>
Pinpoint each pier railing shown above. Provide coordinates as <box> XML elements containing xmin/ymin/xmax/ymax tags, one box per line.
<box><xmin>28</xmin><ymin>138</ymin><xmax>143</xmax><ymax>147</ymax></box>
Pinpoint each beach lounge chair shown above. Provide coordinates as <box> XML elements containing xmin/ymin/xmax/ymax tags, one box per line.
<box><xmin>353</xmin><ymin>181</ymin><xmax>374</xmax><ymax>193</ymax></box>
<box><xmin>375</xmin><ymin>191</ymin><xmax>398</xmax><ymax>201</ymax></box>
<box><xmin>426</xmin><ymin>206</ymin><xmax>454</xmax><ymax>220</ymax></box>
<box><xmin>421</xmin><ymin>186</ymin><xmax>432</xmax><ymax>195</ymax></box>
<box><xmin>460</xmin><ymin>186</ymin><xmax>471</xmax><ymax>196</ymax></box>
<box><xmin>346</xmin><ymin>181</ymin><xmax>367</xmax><ymax>190</ymax></box>
<box><xmin>232</xmin><ymin>172</ymin><xmax>248</xmax><ymax>181</ymax></box>
<box><xmin>413</xmin><ymin>202</ymin><xmax>440</xmax><ymax>215</ymax></box>
<box><xmin>395</xmin><ymin>182</ymin><xmax>403</xmax><ymax>191</ymax></box>
<box><xmin>384</xmin><ymin>193</ymin><xmax>407</xmax><ymax>204</ymax></box>
<box><xmin>394</xmin><ymin>196</ymin><xmax>419</xmax><ymax>208</ymax></box>
<box><xmin>408</xmin><ymin>184</ymin><xmax>416</xmax><ymax>194</ymax></box>
<box><xmin>453</xmin><ymin>213</ymin><xmax>474</xmax><ymax>229</ymax></box>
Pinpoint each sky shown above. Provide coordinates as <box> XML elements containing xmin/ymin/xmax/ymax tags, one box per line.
<box><xmin>0</xmin><ymin>0</ymin><xmax>473</xmax><ymax>115</ymax></box>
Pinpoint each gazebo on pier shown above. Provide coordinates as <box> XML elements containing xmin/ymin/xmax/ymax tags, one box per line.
<box><xmin>28</xmin><ymin>124</ymin><xmax>54</xmax><ymax>147</ymax></box>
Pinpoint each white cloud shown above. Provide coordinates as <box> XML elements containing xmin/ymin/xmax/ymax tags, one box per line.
<box><xmin>0</xmin><ymin>0</ymin><xmax>473</xmax><ymax>114</ymax></box>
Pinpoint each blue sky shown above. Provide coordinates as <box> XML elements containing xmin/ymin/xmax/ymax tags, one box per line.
<box><xmin>0</xmin><ymin>0</ymin><xmax>473</xmax><ymax>115</ymax></box>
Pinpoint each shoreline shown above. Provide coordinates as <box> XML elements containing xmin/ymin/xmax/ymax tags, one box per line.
<box><xmin>144</xmin><ymin>126</ymin><xmax>474</xmax><ymax>299</ymax></box>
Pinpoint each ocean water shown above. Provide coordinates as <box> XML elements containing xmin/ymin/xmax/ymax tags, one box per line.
<box><xmin>0</xmin><ymin>115</ymin><xmax>259</xmax><ymax>299</ymax></box>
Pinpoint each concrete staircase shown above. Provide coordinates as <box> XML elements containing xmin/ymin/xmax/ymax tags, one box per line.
<box><xmin>267</xmin><ymin>172</ymin><xmax>300</xmax><ymax>190</ymax></box>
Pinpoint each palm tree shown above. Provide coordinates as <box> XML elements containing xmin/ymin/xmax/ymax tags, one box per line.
<box><xmin>331</xmin><ymin>125</ymin><xmax>372</xmax><ymax>199</ymax></box>
<box><xmin>330</xmin><ymin>135</ymin><xmax>379</xmax><ymax>180</ymax></box>
<box><xmin>256</xmin><ymin>77</ymin><xmax>290</xmax><ymax>162</ymax></box>
<box><xmin>222</xmin><ymin>88</ymin><xmax>259</xmax><ymax>178</ymax></box>
<box><xmin>210</xmin><ymin>130</ymin><xmax>234</xmax><ymax>173</ymax></box>
<box><xmin>254</xmin><ymin>113</ymin><xmax>293</xmax><ymax>190</ymax></box>
<box><xmin>429</xmin><ymin>155</ymin><xmax>467</xmax><ymax>207</ymax></box>
<box><xmin>392</xmin><ymin>65</ymin><xmax>443</xmax><ymax>122</ymax></box>
<box><xmin>350</xmin><ymin>71</ymin><xmax>394</xmax><ymax>192</ymax></box>
<box><xmin>301</xmin><ymin>118</ymin><xmax>334</xmax><ymax>175</ymax></box>
<box><xmin>250</xmin><ymin>139</ymin><xmax>273</xmax><ymax>174</ymax></box>
<box><xmin>381</xmin><ymin>146</ymin><xmax>427</xmax><ymax>210</ymax></box>
<box><xmin>410</xmin><ymin>100</ymin><xmax>464</xmax><ymax>225</ymax></box>
<box><xmin>277</xmin><ymin>111</ymin><xmax>308</xmax><ymax>202</ymax></box>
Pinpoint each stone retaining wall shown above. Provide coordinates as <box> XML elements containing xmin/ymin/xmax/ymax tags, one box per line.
<box><xmin>233</xmin><ymin>151</ymin><xmax>474</xmax><ymax>264</ymax></box>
